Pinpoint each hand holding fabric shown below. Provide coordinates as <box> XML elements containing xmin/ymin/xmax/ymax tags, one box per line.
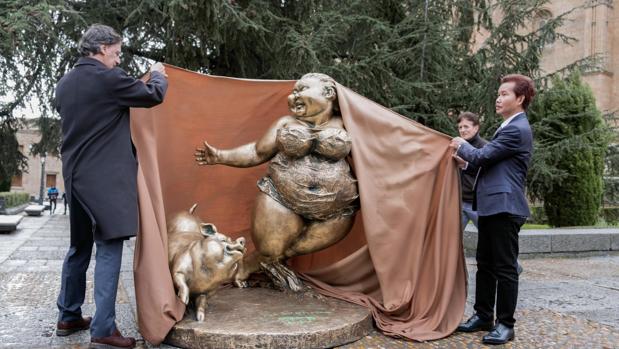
<box><xmin>453</xmin><ymin>154</ymin><xmax>467</xmax><ymax>169</ymax></box>
<box><xmin>150</xmin><ymin>62</ymin><xmax>167</xmax><ymax>78</ymax></box>
<box><xmin>450</xmin><ymin>137</ymin><xmax>466</xmax><ymax>150</ymax></box>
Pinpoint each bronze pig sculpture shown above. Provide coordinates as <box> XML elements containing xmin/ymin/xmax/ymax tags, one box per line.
<box><xmin>168</xmin><ymin>205</ymin><xmax>246</xmax><ymax>321</ymax></box>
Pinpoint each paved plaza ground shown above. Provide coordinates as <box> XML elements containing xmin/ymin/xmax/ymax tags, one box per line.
<box><xmin>1</xmin><ymin>213</ymin><xmax>618</xmax><ymax>348</ymax></box>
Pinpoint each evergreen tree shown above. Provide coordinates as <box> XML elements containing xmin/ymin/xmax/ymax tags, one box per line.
<box><xmin>0</xmin><ymin>0</ymin><xmax>568</xmax><ymax>187</ymax></box>
<box><xmin>528</xmin><ymin>72</ymin><xmax>611</xmax><ymax>226</ymax></box>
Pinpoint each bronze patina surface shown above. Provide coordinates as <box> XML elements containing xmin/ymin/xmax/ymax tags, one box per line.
<box><xmin>167</xmin><ymin>204</ymin><xmax>246</xmax><ymax>321</ymax></box>
<box><xmin>195</xmin><ymin>73</ymin><xmax>358</xmax><ymax>290</ymax></box>
<box><xmin>164</xmin><ymin>287</ymin><xmax>372</xmax><ymax>349</ymax></box>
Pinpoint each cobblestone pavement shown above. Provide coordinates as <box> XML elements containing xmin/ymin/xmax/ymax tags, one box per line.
<box><xmin>0</xmin><ymin>214</ymin><xmax>618</xmax><ymax>348</ymax></box>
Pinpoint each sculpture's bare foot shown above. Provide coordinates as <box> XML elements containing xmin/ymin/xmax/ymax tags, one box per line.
<box><xmin>259</xmin><ymin>262</ymin><xmax>287</xmax><ymax>289</ymax></box>
<box><xmin>260</xmin><ymin>261</ymin><xmax>303</xmax><ymax>292</ymax></box>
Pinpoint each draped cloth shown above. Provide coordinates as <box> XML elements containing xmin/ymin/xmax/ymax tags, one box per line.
<box><xmin>130</xmin><ymin>65</ymin><xmax>466</xmax><ymax>345</ymax></box>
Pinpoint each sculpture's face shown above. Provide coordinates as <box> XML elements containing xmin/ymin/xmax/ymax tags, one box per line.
<box><xmin>201</xmin><ymin>235</ymin><xmax>246</xmax><ymax>278</ymax></box>
<box><xmin>168</xmin><ymin>212</ymin><xmax>246</xmax><ymax>289</ymax></box>
<box><xmin>288</xmin><ymin>77</ymin><xmax>334</xmax><ymax>118</ymax></box>
<box><xmin>195</xmin><ymin>222</ymin><xmax>246</xmax><ymax>279</ymax></box>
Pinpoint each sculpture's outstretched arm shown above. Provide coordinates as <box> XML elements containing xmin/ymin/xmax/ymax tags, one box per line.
<box><xmin>195</xmin><ymin>115</ymin><xmax>294</xmax><ymax>168</ymax></box>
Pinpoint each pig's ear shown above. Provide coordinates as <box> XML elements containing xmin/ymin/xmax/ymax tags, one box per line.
<box><xmin>200</xmin><ymin>223</ymin><xmax>218</xmax><ymax>237</ymax></box>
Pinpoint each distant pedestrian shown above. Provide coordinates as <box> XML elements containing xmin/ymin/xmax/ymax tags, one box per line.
<box><xmin>54</xmin><ymin>24</ymin><xmax>168</xmax><ymax>349</ymax></box>
<box><xmin>62</xmin><ymin>192</ymin><xmax>68</xmax><ymax>215</ymax></box>
<box><xmin>47</xmin><ymin>186</ymin><xmax>59</xmax><ymax>214</ymax></box>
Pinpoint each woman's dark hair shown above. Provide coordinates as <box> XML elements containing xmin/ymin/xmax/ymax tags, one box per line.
<box><xmin>78</xmin><ymin>24</ymin><xmax>122</xmax><ymax>57</ymax></box>
<box><xmin>456</xmin><ymin>111</ymin><xmax>480</xmax><ymax>126</ymax></box>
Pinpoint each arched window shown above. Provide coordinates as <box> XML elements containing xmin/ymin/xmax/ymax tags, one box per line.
<box><xmin>535</xmin><ymin>10</ymin><xmax>555</xmax><ymax>47</ymax></box>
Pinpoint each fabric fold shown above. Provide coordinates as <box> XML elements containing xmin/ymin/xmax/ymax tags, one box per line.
<box><xmin>130</xmin><ymin>65</ymin><xmax>466</xmax><ymax>345</ymax></box>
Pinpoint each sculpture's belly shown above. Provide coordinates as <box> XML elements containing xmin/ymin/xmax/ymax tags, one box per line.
<box><xmin>261</xmin><ymin>154</ymin><xmax>358</xmax><ymax>220</ymax></box>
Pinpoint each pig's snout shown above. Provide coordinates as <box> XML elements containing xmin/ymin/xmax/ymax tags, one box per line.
<box><xmin>225</xmin><ymin>237</ymin><xmax>246</xmax><ymax>255</ymax></box>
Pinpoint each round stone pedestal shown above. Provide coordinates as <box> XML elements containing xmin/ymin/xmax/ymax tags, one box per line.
<box><xmin>164</xmin><ymin>287</ymin><xmax>372</xmax><ymax>349</ymax></box>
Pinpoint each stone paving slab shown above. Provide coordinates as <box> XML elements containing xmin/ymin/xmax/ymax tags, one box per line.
<box><xmin>0</xmin><ymin>214</ymin><xmax>48</xmax><ymax>264</ymax></box>
<box><xmin>1</xmin><ymin>215</ymin><xmax>619</xmax><ymax>349</ymax></box>
<box><xmin>337</xmin><ymin>308</ymin><xmax>619</xmax><ymax>349</ymax></box>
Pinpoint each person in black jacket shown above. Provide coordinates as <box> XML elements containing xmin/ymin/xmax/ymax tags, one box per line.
<box><xmin>54</xmin><ymin>24</ymin><xmax>167</xmax><ymax>349</ymax></box>
<box><xmin>61</xmin><ymin>192</ymin><xmax>68</xmax><ymax>215</ymax></box>
<box><xmin>455</xmin><ymin>112</ymin><xmax>487</xmax><ymax>230</ymax></box>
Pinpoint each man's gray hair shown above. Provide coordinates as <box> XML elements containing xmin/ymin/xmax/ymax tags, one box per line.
<box><xmin>78</xmin><ymin>24</ymin><xmax>122</xmax><ymax>57</ymax></box>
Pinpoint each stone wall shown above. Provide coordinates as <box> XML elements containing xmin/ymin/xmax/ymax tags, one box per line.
<box><xmin>10</xmin><ymin>123</ymin><xmax>65</xmax><ymax>201</ymax></box>
<box><xmin>538</xmin><ymin>0</ymin><xmax>617</xmax><ymax>114</ymax></box>
<box><xmin>472</xmin><ymin>1</ymin><xmax>617</xmax><ymax>114</ymax></box>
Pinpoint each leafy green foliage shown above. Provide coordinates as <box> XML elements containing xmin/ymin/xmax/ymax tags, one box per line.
<box><xmin>0</xmin><ymin>0</ymin><xmax>571</xmax><ymax>190</ymax></box>
<box><xmin>0</xmin><ymin>191</ymin><xmax>29</xmax><ymax>208</ymax></box>
<box><xmin>0</xmin><ymin>122</ymin><xmax>26</xmax><ymax>191</ymax></box>
<box><xmin>528</xmin><ymin>72</ymin><xmax>611</xmax><ymax>226</ymax></box>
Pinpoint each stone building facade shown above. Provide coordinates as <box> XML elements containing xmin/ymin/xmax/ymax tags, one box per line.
<box><xmin>537</xmin><ymin>0</ymin><xmax>617</xmax><ymax>114</ymax></box>
<box><xmin>472</xmin><ymin>1</ymin><xmax>617</xmax><ymax>114</ymax></box>
<box><xmin>10</xmin><ymin>120</ymin><xmax>65</xmax><ymax>201</ymax></box>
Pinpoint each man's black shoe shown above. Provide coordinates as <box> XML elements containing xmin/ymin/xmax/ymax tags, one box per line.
<box><xmin>482</xmin><ymin>323</ymin><xmax>515</xmax><ymax>345</ymax></box>
<box><xmin>456</xmin><ymin>314</ymin><xmax>494</xmax><ymax>332</ymax></box>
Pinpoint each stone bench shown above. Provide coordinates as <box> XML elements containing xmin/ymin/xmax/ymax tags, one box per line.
<box><xmin>24</xmin><ymin>204</ymin><xmax>46</xmax><ymax>216</ymax></box>
<box><xmin>463</xmin><ymin>225</ymin><xmax>619</xmax><ymax>255</ymax></box>
<box><xmin>0</xmin><ymin>215</ymin><xmax>23</xmax><ymax>232</ymax></box>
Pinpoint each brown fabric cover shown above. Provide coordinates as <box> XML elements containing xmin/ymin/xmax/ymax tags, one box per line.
<box><xmin>130</xmin><ymin>65</ymin><xmax>466</xmax><ymax>345</ymax></box>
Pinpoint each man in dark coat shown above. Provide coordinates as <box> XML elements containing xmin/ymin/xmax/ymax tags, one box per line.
<box><xmin>454</xmin><ymin>112</ymin><xmax>487</xmax><ymax>230</ymax></box>
<box><xmin>54</xmin><ymin>24</ymin><xmax>167</xmax><ymax>349</ymax></box>
<box><xmin>450</xmin><ymin>74</ymin><xmax>535</xmax><ymax>345</ymax></box>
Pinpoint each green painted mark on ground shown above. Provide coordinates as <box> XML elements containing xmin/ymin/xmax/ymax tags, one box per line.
<box><xmin>278</xmin><ymin>315</ymin><xmax>317</xmax><ymax>324</ymax></box>
<box><xmin>277</xmin><ymin>310</ymin><xmax>333</xmax><ymax>325</ymax></box>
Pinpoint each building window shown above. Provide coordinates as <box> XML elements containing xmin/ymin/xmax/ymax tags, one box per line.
<box><xmin>535</xmin><ymin>11</ymin><xmax>555</xmax><ymax>47</ymax></box>
<box><xmin>46</xmin><ymin>174</ymin><xmax>57</xmax><ymax>188</ymax></box>
<box><xmin>11</xmin><ymin>173</ymin><xmax>23</xmax><ymax>187</ymax></box>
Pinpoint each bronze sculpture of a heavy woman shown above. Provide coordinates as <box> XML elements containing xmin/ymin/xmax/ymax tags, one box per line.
<box><xmin>195</xmin><ymin>73</ymin><xmax>358</xmax><ymax>290</ymax></box>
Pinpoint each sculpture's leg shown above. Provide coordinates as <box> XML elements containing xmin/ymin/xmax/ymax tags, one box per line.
<box><xmin>195</xmin><ymin>294</ymin><xmax>208</xmax><ymax>322</ymax></box>
<box><xmin>262</xmin><ymin>215</ymin><xmax>355</xmax><ymax>293</ymax></box>
<box><xmin>285</xmin><ymin>214</ymin><xmax>355</xmax><ymax>258</ymax></box>
<box><xmin>234</xmin><ymin>251</ymin><xmax>261</xmax><ymax>287</ymax></box>
<box><xmin>235</xmin><ymin>193</ymin><xmax>305</xmax><ymax>289</ymax></box>
<box><xmin>173</xmin><ymin>272</ymin><xmax>190</xmax><ymax>305</ymax></box>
